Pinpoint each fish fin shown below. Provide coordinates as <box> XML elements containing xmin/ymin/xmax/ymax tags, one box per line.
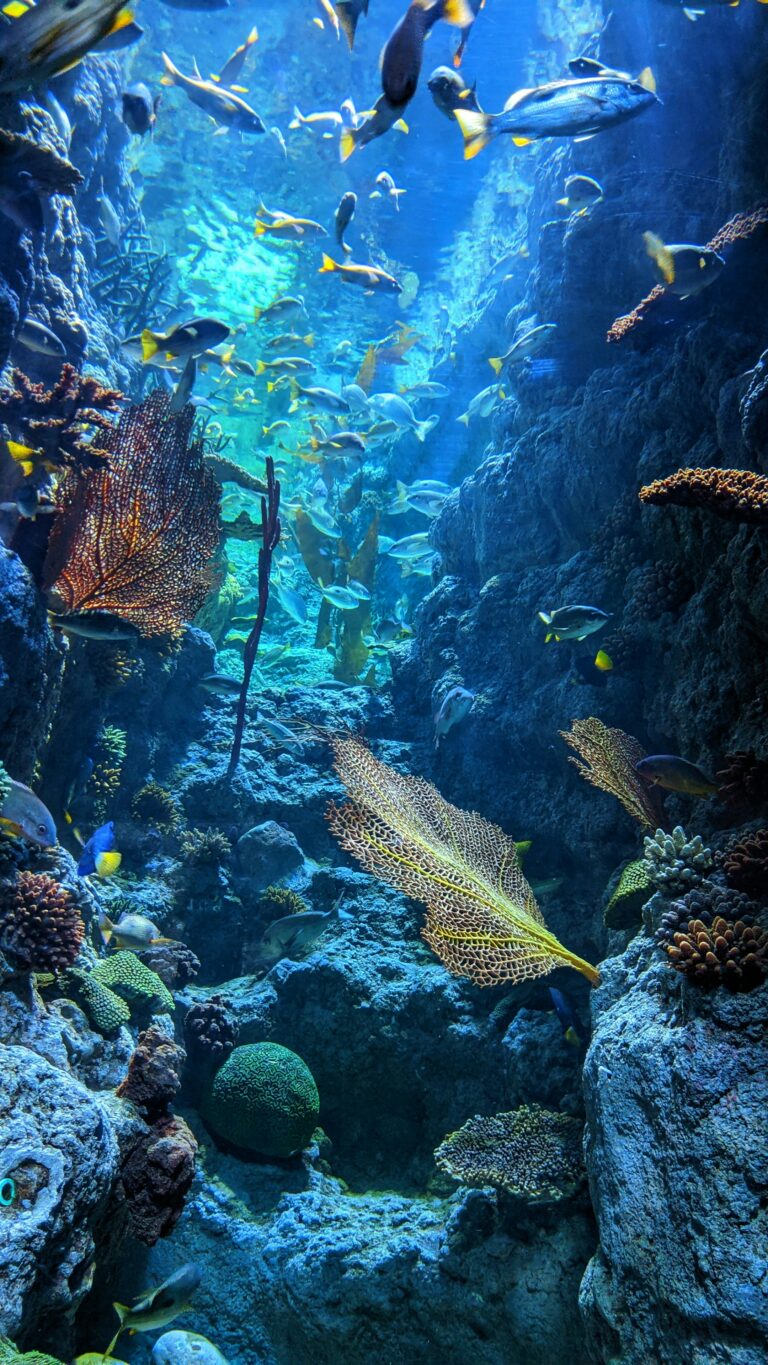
<box><xmin>95</xmin><ymin>851</ymin><xmax>122</xmax><ymax>877</ymax></box>
<box><xmin>254</xmin><ymin>219</ymin><xmax>267</xmax><ymax>236</ymax></box>
<box><xmin>107</xmin><ymin>6</ymin><xmax>134</xmax><ymax>37</ymax></box>
<box><xmin>253</xmin><ymin>306</ymin><xmax>263</xmax><ymax>321</ymax></box>
<box><xmin>556</xmin><ymin>196</ymin><xmax>569</xmax><ymax>206</ymax></box>
<box><xmin>512</xmin><ymin>136</ymin><xmax>533</xmax><ymax>146</ymax></box>
<box><xmin>456</xmin><ymin>412</ymin><xmax>470</xmax><ymax>426</ymax></box>
<box><xmin>254</xmin><ymin>360</ymin><xmax>266</xmax><ymax>375</ymax></box>
<box><xmin>160</xmin><ymin>52</ymin><xmax>178</xmax><ymax>85</ymax></box>
<box><xmin>230</xmin><ymin>84</ymin><xmax>248</xmax><ymax>93</ymax></box>
<box><xmin>339</xmin><ymin>127</ymin><xmax>357</xmax><ymax>162</ymax></box>
<box><xmin>2</xmin><ymin>0</ymin><xmax>31</xmax><ymax>15</ymax></box>
<box><xmin>393</xmin><ymin>118</ymin><xmax>409</xmax><ymax>133</ymax></box>
<box><xmin>140</xmin><ymin>329</ymin><xmax>160</xmax><ymax>362</ymax></box>
<box><xmin>643</xmin><ymin>231</ymin><xmax>675</xmax><ymax>285</ymax></box>
<box><xmin>636</xmin><ymin>66</ymin><xmax>656</xmax><ymax>93</ymax></box>
<box><xmin>564</xmin><ymin>1026</ymin><xmax>580</xmax><ymax>1047</ymax></box>
<box><xmin>537</xmin><ymin>611</ymin><xmax>552</xmax><ymax>625</ymax></box>
<box><xmin>319</xmin><ymin>252</ymin><xmax>337</xmax><ymax>273</ymax></box>
<box><xmin>98</xmin><ymin>913</ymin><xmax>114</xmax><ymax>946</ymax></box>
<box><xmin>441</xmin><ymin>0</ymin><xmax>475</xmax><ymax>26</ymax></box>
<box><xmin>453</xmin><ymin>108</ymin><xmax>493</xmax><ymax>160</ymax></box>
<box><xmin>487</xmin><ymin>356</ymin><xmax>503</xmax><ymax>376</ymax></box>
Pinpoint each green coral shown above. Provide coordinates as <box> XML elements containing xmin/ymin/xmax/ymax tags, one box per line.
<box><xmin>604</xmin><ymin>860</ymin><xmax>654</xmax><ymax>929</ymax></box>
<box><xmin>0</xmin><ymin>1339</ymin><xmax>66</xmax><ymax>1365</ymax></box>
<box><xmin>92</xmin><ymin>950</ymin><xmax>174</xmax><ymax>1014</ymax></box>
<box><xmin>201</xmin><ymin>1042</ymin><xmax>320</xmax><ymax>1157</ymax></box>
<box><xmin>260</xmin><ymin>885</ymin><xmax>308</xmax><ymax>919</ymax></box>
<box><xmin>63</xmin><ymin>967</ymin><xmax>131</xmax><ymax>1034</ymax></box>
<box><xmin>0</xmin><ymin>762</ymin><xmax>11</xmax><ymax>808</ymax></box>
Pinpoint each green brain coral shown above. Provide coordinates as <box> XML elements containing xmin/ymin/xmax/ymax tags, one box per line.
<box><xmin>92</xmin><ymin>951</ymin><xmax>174</xmax><ymax>1014</ymax></box>
<box><xmin>64</xmin><ymin>967</ymin><xmax>131</xmax><ymax>1034</ymax></box>
<box><xmin>604</xmin><ymin>860</ymin><xmax>654</xmax><ymax>929</ymax></box>
<box><xmin>202</xmin><ymin>1042</ymin><xmax>320</xmax><ymax>1157</ymax></box>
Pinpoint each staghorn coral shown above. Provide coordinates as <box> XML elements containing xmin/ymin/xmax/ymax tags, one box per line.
<box><xmin>184</xmin><ymin>995</ymin><xmax>238</xmax><ymax>1069</ymax></box>
<box><xmin>131</xmin><ymin>782</ymin><xmax>180</xmax><ymax>832</ymax></box>
<box><xmin>664</xmin><ymin>915</ymin><xmax>768</xmax><ymax>992</ymax></box>
<box><xmin>201</xmin><ymin>1042</ymin><xmax>319</xmax><ymax>1157</ymax></box>
<box><xmin>643</xmin><ymin>827</ymin><xmax>713</xmax><ymax>894</ymax></box>
<box><xmin>0</xmin><ymin>365</ymin><xmax>122</xmax><ymax>471</ymax></box>
<box><xmin>0</xmin><ymin>871</ymin><xmax>84</xmax><ymax>973</ymax></box>
<box><xmin>639</xmin><ymin>467</ymin><xmax>768</xmax><ymax>525</ymax></box>
<box><xmin>138</xmin><ymin>939</ymin><xmax>200</xmax><ymax>989</ymax></box>
<box><xmin>608</xmin><ymin>207</ymin><xmax>768</xmax><ymax>341</ymax></box>
<box><xmin>435</xmin><ymin>1104</ymin><xmax>584</xmax><ymax>1203</ymax></box>
<box><xmin>91</xmin><ymin>950</ymin><xmax>174</xmax><ymax>1015</ymax></box>
<box><xmin>328</xmin><ymin>734</ymin><xmax>600</xmax><ymax>987</ymax></box>
<box><xmin>41</xmin><ymin>389</ymin><xmax>221</xmax><ymax>638</ymax></box>
<box><xmin>604</xmin><ymin>860</ymin><xmax>654</xmax><ymax>930</ymax></box>
<box><xmin>560</xmin><ymin>717</ymin><xmax>662</xmax><ymax>830</ymax></box>
<box><xmin>720</xmin><ymin>828</ymin><xmax>768</xmax><ymax>897</ymax></box>
<box><xmin>178</xmin><ymin>827</ymin><xmax>232</xmax><ymax>867</ymax></box>
<box><xmin>716</xmin><ymin>751</ymin><xmax>768</xmax><ymax>812</ymax></box>
<box><xmin>62</xmin><ymin>966</ymin><xmax>131</xmax><ymax>1034</ymax></box>
<box><xmin>116</xmin><ymin>1026</ymin><xmax>185</xmax><ymax>1119</ymax></box>
<box><xmin>119</xmin><ymin>1113</ymin><xmax>197</xmax><ymax>1245</ymax></box>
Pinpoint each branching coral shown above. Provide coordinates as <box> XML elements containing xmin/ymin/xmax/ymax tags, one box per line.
<box><xmin>41</xmin><ymin>389</ymin><xmax>221</xmax><ymax>638</ymax></box>
<box><xmin>639</xmin><ymin>467</ymin><xmax>768</xmax><ymax>524</ymax></box>
<box><xmin>0</xmin><ymin>365</ymin><xmax>123</xmax><ymax>471</ymax></box>
<box><xmin>607</xmin><ymin>207</ymin><xmax>768</xmax><ymax>342</ymax></box>
<box><xmin>131</xmin><ymin>782</ymin><xmax>181</xmax><ymax>832</ymax></box>
<box><xmin>560</xmin><ymin>717</ymin><xmax>662</xmax><ymax>830</ymax></box>
<box><xmin>643</xmin><ymin>827</ymin><xmax>713</xmax><ymax>894</ymax></box>
<box><xmin>716</xmin><ymin>751</ymin><xmax>768</xmax><ymax>812</ymax></box>
<box><xmin>178</xmin><ymin>827</ymin><xmax>232</xmax><ymax>867</ymax></box>
<box><xmin>435</xmin><ymin>1104</ymin><xmax>584</xmax><ymax>1203</ymax></box>
<box><xmin>92</xmin><ymin>229</ymin><xmax>174</xmax><ymax>340</ymax></box>
<box><xmin>720</xmin><ymin>828</ymin><xmax>768</xmax><ymax>897</ymax></box>
<box><xmin>0</xmin><ymin>872</ymin><xmax>84</xmax><ymax>973</ymax></box>
<box><xmin>664</xmin><ymin>915</ymin><xmax>768</xmax><ymax>992</ymax></box>
<box><xmin>656</xmin><ymin>882</ymin><xmax>760</xmax><ymax>943</ymax></box>
<box><xmin>89</xmin><ymin>724</ymin><xmax>127</xmax><ymax>818</ymax></box>
<box><xmin>327</xmin><ymin>733</ymin><xmax>600</xmax><ymax>986</ymax></box>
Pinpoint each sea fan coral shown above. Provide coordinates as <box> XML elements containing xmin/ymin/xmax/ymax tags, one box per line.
<box><xmin>435</xmin><ymin>1104</ymin><xmax>584</xmax><ymax>1203</ymax></box>
<box><xmin>665</xmin><ymin>915</ymin><xmax>768</xmax><ymax>992</ymax></box>
<box><xmin>720</xmin><ymin>828</ymin><xmax>768</xmax><ymax>897</ymax></box>
<box><xmin>639</xmin><ymin>467</ymin><xmax>768</xmax><ymax>524</ymax></box>
<box><xmin>41</xmin><ymin>389</ymin><xmax>221</xmax><ymax>638</ymax></box>
<box><xmin>0</xmin><ymin>871</ymin><xmax>84</xmax><ymax>972</ymax></box>
<box><xmin>643</xmin><ymin>826</ymin><xmax>713</xmax><ymax>894</ymax></box>
<box><xmin>327</xmin><ymin>734</ymin><xmax>600</xmax><ymax>986</ymax></box>
<box><xmin>0</xmin><ymin>364</ymin><xmax>122</xmax><ymax>471</ymax></box>
<box><xmin>560</xmin><ymin>717</ymin><xmax>662</xmax><ymax>830</ymax></box>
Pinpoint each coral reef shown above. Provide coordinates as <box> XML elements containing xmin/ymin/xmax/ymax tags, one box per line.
<box><xmin>118</xmin><ymin>1113</ymin><xmax>198</xmax><ymax>1246</ymax></box>
<box><xmin>91</xmin><ymin>951</ymin><xmax>174</xmax><ymax>1016</ymax></box>
<box><xmin>664</xmin><ymin>915</ymin><xmax>768</xmax><ymax>992</ymax></box>
<box><xmin>328</xmin><ymin>733</ymin><xmax>600</xmax><ymax>986</ymax></box>
<box><xmin>138</xmin><ymin>940</ymin><xmax>200</xmax><ymax>989</ymax></box>
<box><xmin>0</xmin><ymin>872</ymin><xmax>84</xmax><ymax>973</ymax></box>
<box><xmin>639</xmin><ymin>466</ymin><xmax>768</xmax><ymax>524</ymax></box>
<box><xmin>656</xmin><ymin>881</ymin><xmax>760</xmax><ymax>940</ymax></box>
<box><xmin>178</xmin><ymin>827</ymin><xmax>232</xmax><ymax>867</ymax></box>
<box><xmin>62</xmin><ymin>966</ymin><xmax>131</xmax><ymax>1034</ymax></box>
<box><xmin>604</xmin><ymin>860</ymin><xmax>653</xmax><ymax>930</ymax></box>
<box><xmin>435</xmin><ymin>1104</ymin><xmax>585</xmax><ymax>1203</ymax></box>
<box><xmin>720</xmin><ymin>827</ymin><xmax>768</xmax><ymax>896</ymax></box>
<box><xmin>115</xmin><ymin>1026</ymin><xmax>185</xmax><ymax>1119</ymax></box>
<box><xmin>0</xmin><ymin>1339</ymin><xmax>65</xmax><ymax>1364</ymax></box>
<box><xmin>259</xmin><ymin>884</ymin><xmax>308</xmax><ymax>919</ymax></box>
<box><xmin>0</xmin><ymin>128</ymin><xmax>82</xmax><ymax>197</ymax></box>
<box><xmin>201</xmin><ymin>1042</ymin><xmax>320</xmax><ymax>1157</ymax></box>
<box><xmin>89</xmin><ymin>724</ymin><xmax>126</xmax><ymax>818</ymax></box>
<box><xmin>183</xmin><ymin>995</ymin><xmax>238</xmax><ymax>1069</ymax></box>
<box><xmin>0</xmin><ymin>365</ymin><xmax>123</xmax><ymax>473</ymax></box>
<box><xmin>560</xmin><ymin>718</ymin><xmax>661</xmax><ymax>830</ymax></box>
<box><xmin>642</xmin><ymin>826</ymin><xmax>713</xmax><ymax>894</ymax></box>
<box><xmin>41</xmin><ymin>390</ymin><xmax>221</xmax><ymax>638</ymax></box>
<box><xmin>131</xmin><ymin>781</ymin><xmax>181</xmax><ymax>832</ymax></box>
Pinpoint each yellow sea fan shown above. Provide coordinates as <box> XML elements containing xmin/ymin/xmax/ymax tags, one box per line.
<box><xmin>327</xmin><ymin>734</ymin><xmax>600</xmax><ymax>987</ymax></box>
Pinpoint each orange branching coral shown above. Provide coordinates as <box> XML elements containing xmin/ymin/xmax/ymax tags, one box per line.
<box><xmin>665</xmin><ymin>915</ymin><xmax>768</xmax><ymax>992</ymax></box>
<box><xmin>638</xmin><ymin>467</ymin><xmax>768</xmax><ymax>524</ymax></box>
<box><xmin>0</xmin><ymin>870</ymin><xmax>84</xmax><ymax>972</ymax></box>
<box><xmin>327</xmin><ymin>734</ymin><xmax>600</xmax><ymax>987</ymax></box>
<box><xmin>0</xmin><ymin>364</ymin><xmax>123</xmax><ymax>471</ymax></box>
<box><xmin>560</xmin><ymin>717</ymin><xmax>662</xmax><ymax>830</ymax></box>
<box><xmin>607</xmin><ymin>208</ymin><xmax>768</xmax><ymax>343</ymax></box>
<box><xmin>42</xmin><ymin>389</ymin><xmax>221</xmax><ymax>637</ymax></box>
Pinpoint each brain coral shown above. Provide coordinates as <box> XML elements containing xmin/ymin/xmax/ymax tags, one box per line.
<box><xmin>435</xmin><ymin>1103</ymin><xmax>584</xmax><ymax>1203</ymax></box>
<box><xmin>201</xmin><ymin>1042</ymin><xmax>320</xmax><ymax>1157</ymax></box>
<box><xmin>92</xmin><ymin>950</ymin><xmax>174</xmax><ymax>1014</ymax></box>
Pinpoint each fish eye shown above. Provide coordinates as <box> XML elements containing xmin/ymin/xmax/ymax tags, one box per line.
<box><xmin>37</xmin><ymin>822</ymin><xmax>47</xmax><ymax>836</ymax></box>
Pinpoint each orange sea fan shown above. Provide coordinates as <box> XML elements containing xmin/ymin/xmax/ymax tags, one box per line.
<box><xmin>560</xmin><ymin>716</ymin><xmax>662</xmax><ymax>830</ymax></box>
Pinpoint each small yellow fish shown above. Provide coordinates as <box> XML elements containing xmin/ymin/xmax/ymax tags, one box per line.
<box><xmin>594</xmin><ymin>650</ymin><xmax>613</xmax><ymax>672</ymax></box>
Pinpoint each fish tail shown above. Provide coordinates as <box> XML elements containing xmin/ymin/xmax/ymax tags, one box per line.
<box><xmin>160</xmin><ymin>51</ymin><xmax>179</xmax><ymax>87</ymax></box>
<box><xmin>319</xmin><ymin>252</ymin><xmax>337</xmax><ymax>273</ymax></box>
<box><xmin>456</xmin><ymin>412</ymin><xmax>470</xmax><ymax>427</ymax></box>
<box><xmin>247</xmin><ymin>25</ymin><xmax>258</xmax><ymax>43</ymax></box>
<box><xmin>254</xmin><ymin>219</ymin><xmax>267</xmax><ymax>236</ymax></box>
<box><xmin>98</xmin><ymin>912</ymin><xmax>114</xmax><ymax>946</ymax></box>
<box><xmin>96</xmin><ymin>851</ymin><xmax>122</xmax><ymax>877</ymax></box>
<box><xmin>643</xmin><ymin>231</ymin><xmax>675</xmax><ymax>285</ymax></box>
<box><xmin>487</xmin><ymin>356</ymin><xmax>503</xmax><ymax>376</ymax></box>
<box><xmin>140</xmin><ymin>329</ymin><xmax>160</xmax><ymax>362</ymax></box>
<box><xmin>453</xmin><ymin>108</ymin><xmax>495</xmax><ymax>160</ymax></box>
<box><xmin>339</xmin><ymin>127</ymin><xmax>358</xmax><ymax>163</ymax></box>
<box><xmin>303</xmin><ymin>332</ymin><xmax>315</xmax><ymax>346</ymax></box>
<box><xmin>254</xmin><ymin>360</ymin><xmax>266</xmax><ymax>375</ymax></box>
<box><xmin>636</xmin><ymin>66</ymin><xmax>656</xmax><ymax>93</ymax></box>
<box><xmin>253</xmin><ymin>306</ymin><xmax>263</xmax><ymax>321</ymax></box>
<box><xmin>289</xmin><ymin>104</ymin><xmax>304</xmax><ymax>129</ymax></box>
<box><xmin>266</xmin><ymin>380</ymin><xmax>276</xmax><ymax>393</ymax></box>
<box><xmin>309</xmin><ymin>437</ymin><xmax>319</xmax><ymax>451</ymax></box>
<box><xmin>441</xmin><ymin>0</ymin><xmax>475</xmax><ymax>27</ymax></box>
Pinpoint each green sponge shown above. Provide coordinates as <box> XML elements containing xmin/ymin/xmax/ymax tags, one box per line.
<box><xmin>604</xmin><ymin>860</ymin><xmax>653</xmax><ymax>930</ymax></box>
<box><xmin>92</xmin><ymin>951</ymin><xmax>174</xmax><ymax>1014</ymax></box>
<box><xmin>202</xmin><ymin>1042</ymin><xmax>320</xmax><ymax>1157</ymax></box>
<box><xmin>64</xmin><ymin>967</ymin><xmax>131</xmax><ymax>1034</ymax></box>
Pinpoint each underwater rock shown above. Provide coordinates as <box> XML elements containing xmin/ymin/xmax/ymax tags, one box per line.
<box><xmin>0</xmin><ymin>547</ymin><xmax>63</xmax><ymax>780</ymax></box>
<box><xmin>115</xmin><ymin>1026</ymin><xmax>186</xmax><ymax>1120</ymax></box>
<box><xmin>117</xmin><ymin>1113</ymin><xmax>198</xmax><ymax>1248</ymax></box>
<box><xmin>235</xmin><ymin>820</ymin><xmax>305</xmax><ymax>888</ymax></box>
<box><xmin>580</xmin><ymin>934</ymin><xmax>768</xmax><ymax>1363</ymax></box>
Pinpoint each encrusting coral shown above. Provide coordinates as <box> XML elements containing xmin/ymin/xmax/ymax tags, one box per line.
<box><xmin>327</xmin><ymin>733</ymin><xmax>600</xmax><ymax>987</ymax></box>
<box><xmin>435</xmin><ymin>1104</ymin><xmax>585</xmax><ymax>1203</ymax></box>
<box><xmin>91</xmin><ymin>950</ymin><xmax>174</xmax><ymax>1015</ymax></box>
<box><xmin>642</xmin><ymin>827</ymin><xmax>713</xmax><ymax>894</ymax></box>
<box><xmin>201</xmin><ymin>1042</ymin><xmax>319</xmax><ymax>1157</ymax></box>
<box><xmin>559</xmin><ymin>717</ymin><xmax>662</xmax><ymax>830</ymax></box>
<box><xmin>131</xmin><ymin>781</ymin><xmax>181</xmax><ymax>832</ymax></box>
<box><xmin>62</xmin><ymin>966</ymin><xmax>131</xmax><ymax>1033</ymax></box>
<box><xmin>664</xmin><ymin>916</ymin><xmax>768</xmax><ymax>992</ymax></box>
<box><xmin>0</xmin><ymin>365</ymin><xmax>123</xmax><ymax>472</ymax></box>
<box><xmin>604</xmin><ymin>860</ymin><xmax>654</xmax><ymax>930</ymax></box>
<box><xmin>41</xmin><ymin>389</ymin><xmax>221</xmax><ymax>638</ymax></box>
<box><xmin>0</xmin><ymin>871</ymin><xmax>84</xmax><ymax>973</ymax></box>
<box><xmin>720</xmin><ymin>828</ymin><xmax>768</xmax><ymax>897</ymax></box>
<box><xmin>639</xmin><ymin>467</ymin><xmax>768</xmax><ymax>524</ymax></box>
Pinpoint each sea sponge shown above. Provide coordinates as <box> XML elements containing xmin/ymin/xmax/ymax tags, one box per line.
<box><xmin>604</xmin><ymin>860</ymin><xmax>653</xmax><ymax>929</ymax></box>
<box><xmin>721</xmin><ymin>828</ymin><xmax>768</xmax><ymax>898</ymax></box>
<box><xmin>642</xmin><ymin>827</ymin><xmax>713</xmax><ymax>894</ymax></box>
<box><xmin>201</xmin><ymin>1042</ymin><xmax>320</xmax><ymax>1157</ymax></box>
<box><xmin>435</xmin><ymin>1104</ymin><xmax>584</xmax><ymax>1203</ymax></box>
<box><xmin>63</xmin><ymin>966</ymin><xmax>131</xmax><ymax>1034</ymax></box>
<box><xmin>665</xmin><ymin>915</ymin><xmax>768</xmax><ymax>993</ymax></box>
<box><xmin>131</xmin><ymin>782</ymin><xmax>181</xmax><ymax>832</ymax></box>
<box><xmin>0</xmin><ymin>871</ymin><xmax>84</xmax><ymax>973</ymax></box>
<box><xmin>92</xmin><ymin>950</ymin><xmax>174</xmax><ymax>1014</ymax></box>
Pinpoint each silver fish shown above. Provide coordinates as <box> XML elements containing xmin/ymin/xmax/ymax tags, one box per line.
<box><xmin>0</xmin><ymin>778</ymin><xmax>57</xmax><ymax>846</ymax></box>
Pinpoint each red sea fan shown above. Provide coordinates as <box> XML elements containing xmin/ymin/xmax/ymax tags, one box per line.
<box><xmin>42</xmin><ymin>389</ymin><xmax>221</xmax><ymax>637</ymax></box>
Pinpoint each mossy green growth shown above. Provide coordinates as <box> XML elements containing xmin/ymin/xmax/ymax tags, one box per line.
<box><xmin>64</xmin><ymin>967</ymin><xmax>131</xmax><ymax>1034</ymax></box>
<box><xmin>604</xmin><ymin>860</ymin><xmax>653</xmax><ymax>930</ymax></box>
<box><xmin>202</xmin><ymin>1042</ymin><xmax>319</xmax><ymax>1157</ymax></box>
<box><xmin>92</xmin><ymin>951</ymin><xmax>174</xmax><ymax>1013</ymax></box>
<box><xmin>0</xmin><ymin>1338</ymin><xmax>66</xmax><ymax>1365</ymax></box>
